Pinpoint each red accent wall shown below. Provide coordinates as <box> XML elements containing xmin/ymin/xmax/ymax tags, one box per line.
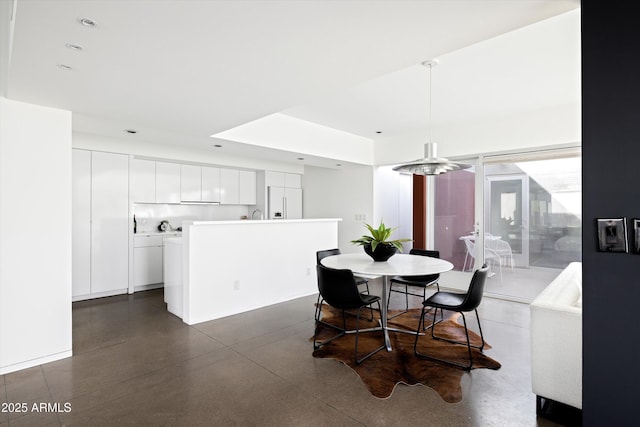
<box><xmin>412</xmin><ymin>175</ymin><xmax>426</xmax><ymax>249</ymax></box>
<box><xmin>434</xmin><ymin>171</ymin><xmax>475</xmax><ymax>270</ymax></box>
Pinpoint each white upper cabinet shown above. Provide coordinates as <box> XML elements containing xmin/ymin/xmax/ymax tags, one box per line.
<box><xmin>265</xmin><ymin>170</ymin><xmax>285</xmax><ymax>187</ymax></box>
<box><xmin>239</xmin><ymin>170</ymin><xmax>257</xmax><ymax>205</ymax></box>
<box><xmin>265</xmin><ymin>171</ymin><xmax>301</xmax><ymax>188</ymax></box>
<box><xmin>131</xmin><ymin>159</ymin><xmax>156</xmax><ymax>202</ymax></box>
<box><xmin>220</xmin><ymin>168</ymin><xmax>239</xmax><ymax>205</ymax></box>
<box><xmin>201</xmin><ymin>166</ymin><xmax>221</xmax><ymax>203</ymax></box>
<box><xmin>132</xmin><ymin>159</ymin><xmax>180</xmax><ymax>203</ymax></box>
<box><xmin>155</xmin><ymin>162</ymin><xmax>181</xmax><ymax>203</ymax></box>
<box><xmin>181</xmin><ymin>164</ymin><xmax>202</xmax><ymax>201</ymax></box>
<box><xmin>284</xmin><ymin>173</ymin><xmax>301</xmax><ymax>189</ymax></box>
<box><xmin>129</xmin><ymin>158</ymin><xmax>256</xmax><ymax>205</ymax></box>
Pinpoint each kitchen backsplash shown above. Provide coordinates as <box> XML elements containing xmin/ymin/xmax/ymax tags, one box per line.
<box><xmin>134</xmin><ymin>203</ymin><xmax>250</xmax><ymax>233</ymax></box>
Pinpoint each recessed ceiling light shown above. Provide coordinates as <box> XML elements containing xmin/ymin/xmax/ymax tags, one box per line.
<box><xmin>124</xmin><ymin>129</ymin><xmax>137</xmax><ymax>134</ymax></box>
<box><xmin>336</xmin><ymin>163</ymin><xmax>342</xmax><ymax>167</ymax></box>
<box><xmin>213</xmin><ymin>144</ymin><xmax>223</xmax><ymax>148</ymax></box>
<box><xmin>297</xmin><ymin>157</ymin><xmax>304</xmax><ymax>161</ymax></box>
<box><xmin>78</xmin><ymin>17</ymin><xmax>97</xmax><ymax>28</ymax></box>
<box><xmin>57</xmin><ymin>64</ymin><xmax>73</xmax><ymax>70</ymax></box>
<box><xmin>66</xmin><ymin>43</ymin><xmax>83</xmax><ymax>51</ymax></box>
<box><xmin>376</xmin><ymin>131</ymin><xmax>382</xmax><ymax>134</ymax></box>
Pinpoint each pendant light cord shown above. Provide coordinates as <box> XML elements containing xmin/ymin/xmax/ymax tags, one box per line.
<box><xmin>428</xmin><ymin>62</ymin><xmax>432</xmax><ymax>144</ymax></box>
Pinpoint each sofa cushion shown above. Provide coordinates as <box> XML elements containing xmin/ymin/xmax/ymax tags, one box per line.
<box><xmin>532</xmin><ymin>262</ymin><xmax>582</xmax><ymax>310</ymax></box>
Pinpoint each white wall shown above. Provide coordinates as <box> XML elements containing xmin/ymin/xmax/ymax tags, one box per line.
<box><xmin>302</xmin><ymin>164</ymin><xmax>374</xmax><ymax>253</ymax></box>
<box><xmin>0</xmin><ymin>98</ymin><xmax>72</xmax><ymax>374</ymax></box>
<box><xmin>374</xmin><ymin>166</ymin><xmax>413</xmax><ymax>251</ymax></box>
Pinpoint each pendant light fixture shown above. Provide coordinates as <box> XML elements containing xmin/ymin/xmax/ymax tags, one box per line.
<box><xmin>393</xmin><ymin>59</ymin><xmax>471</xmax><ymax>175</ymax></box>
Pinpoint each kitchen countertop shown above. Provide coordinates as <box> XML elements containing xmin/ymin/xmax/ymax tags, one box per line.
<box><xmin>189</xmin><ymin>218</ymin><xmax>342</xmax><ymax>226</ymax></box>
<box><xmin>134</xmin><ymin>230</ymin><xmax>182</xmax><ymax>237</ymax></box>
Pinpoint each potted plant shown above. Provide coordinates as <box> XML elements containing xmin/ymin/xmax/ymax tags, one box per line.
<box><xmin>351</xmin><ymin>221</ymin><xmax>411</xmax><ymax>261</ymax></box>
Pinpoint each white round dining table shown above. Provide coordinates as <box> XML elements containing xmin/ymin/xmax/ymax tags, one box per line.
<box><xmin>321</xmin><ymin>253</ymin><xmax>453</xmax><ymax>351</ymax></box>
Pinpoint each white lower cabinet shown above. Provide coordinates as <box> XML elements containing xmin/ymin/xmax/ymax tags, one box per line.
<box><xmin>133</xmin><ymin>236</ymin><xmax>164</xmax><ymax>287</ymax></box>
<box><xmin>134</xmin><ymin>246</ymin><xmax>163</xmax><ymax>286</ymax></box>
<box><xmin>133</xmin><ymin>234</ymin><xmax>179</xmax><ymax>288</ymax></box>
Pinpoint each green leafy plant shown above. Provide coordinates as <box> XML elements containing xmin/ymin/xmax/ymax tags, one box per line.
<box><xmin>351</xmin><ymin>221</ymin><xmax>412</xmax><ymax>252</ymax></box>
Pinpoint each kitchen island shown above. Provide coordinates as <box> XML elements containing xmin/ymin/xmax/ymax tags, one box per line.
<box><xmin>164</xmin><ymin>218</ymin><xmax>340</xmax><ymax>325</ymax></box>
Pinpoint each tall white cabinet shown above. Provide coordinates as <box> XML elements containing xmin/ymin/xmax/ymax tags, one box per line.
<box><xmin>72</xmin><ymin>149</ymin><xmax>130</xmax><ymax>300</ymax></box>
<box><xmin>72</xmin><ymin>150</ymin><xmax>92</xmax><ymax>297</ymax></box>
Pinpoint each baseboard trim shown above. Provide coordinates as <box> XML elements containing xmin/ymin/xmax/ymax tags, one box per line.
<box><xmin>0</xmin><ymin>350</ymin><xmax>72</xmax><ymax>375</ymax></box>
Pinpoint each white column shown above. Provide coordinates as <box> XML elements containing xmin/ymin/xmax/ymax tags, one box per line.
<box><xmin>0</xmin><ymin>98</ymin><xmax>73</xmax><ymax>374</ymax></box>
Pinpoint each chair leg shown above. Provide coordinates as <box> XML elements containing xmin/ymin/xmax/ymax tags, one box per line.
<box><xmin>315</xmin><ymin>301</ymin><xmax>384</xmax><ymax>364</ymax></box>
<box><xmin>387</xmin><ymin>283</ymin><xmax>412</xmax><ymax>320</ymax></box>
<box><xmin>418</xmin><ymin>288</ymin><xmax>443</xmax><ymax>331</ymax></box>
<box><xmin>315</xmin><ymin>300</ymin><xmax>341</xmax><ymax>330</ymax></box>
<box><xmin>366</xmin><ymin>281</ymin><xmax>374</xmax><ymax>320</ymax></box>
<box><xmin>415</xmin><ymin>308</ymin><xmax>484</xmax><ymax>371</ymax></box>
<box><xmin>413</xmin><ymin>305</ymin><xmax>428</xmax><ymax>352</ymax></box>
<box><xmin>313</xmin><ymin>306</ymin><xmax>346</xmax><ymax>350</ymax></box>
<box><xmin>355</xmin><ymin>301</ymin><xmax>385</xmax><ymax>365</ymax></box>
<box><xmin>460</xmin><ymin>312</ymin><xmax>474</xmax><ymax>370</ymax></box>
<box><xmin>314</xmin><ymin>294</ymin><xmax>323</xmax><ymax>323</ymax></box>
<box><xmin>404</xmin><ymin>284</ymin><xmax>409</xmax><ymax>312</ymax></box>
<box><xmin>474</xmin><ymin>308</ymin><xmax>485</xmax><ymax>351</ymax></box>
<box><xmin>363</xmin><ymin>281</ymin><xmax>374</xmax><ymax>320</ymax></box>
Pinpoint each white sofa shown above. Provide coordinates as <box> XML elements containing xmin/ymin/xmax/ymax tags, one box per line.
<box><xmin>530</xmin><ymin>262</ymin><xmax>582</xmax><ymax>411</ymax></box>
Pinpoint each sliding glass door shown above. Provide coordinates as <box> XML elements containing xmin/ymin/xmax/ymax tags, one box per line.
<box><xmin>484</xmin><ymin>174</ymin><xmax>530</xmax><ymax>268</ymax></box>
<box><xmin>428</xmin><ymin>148</ymin><xmax>581</xmax><ymax>302</ymax></box>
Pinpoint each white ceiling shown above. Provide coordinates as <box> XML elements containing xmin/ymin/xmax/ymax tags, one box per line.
<box><xmin>4</xmin><ymin>0</ymin><xmax>579</xmax><ymax>167</ymax></box>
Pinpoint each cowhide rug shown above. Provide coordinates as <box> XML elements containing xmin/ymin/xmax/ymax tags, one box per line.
<box><xmin>311</xmin><ymin>305</ymin><xmax>501</xmax><ymax>402</ymax></box>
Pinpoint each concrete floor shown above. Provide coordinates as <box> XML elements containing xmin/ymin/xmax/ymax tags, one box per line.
<box><xmin>441</xmin><ymin>265</ymin><xmax>563</xmax><ymax>304</ymax></box>
<box><xmin>1</xmin><ymin>286</ymin><xmax>564</xmax><ymax>426</ymax></box>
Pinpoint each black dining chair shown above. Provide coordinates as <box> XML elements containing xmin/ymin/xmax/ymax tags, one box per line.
<box><xmin>317</xmin><ymin>249</ymin><xmax>370</xmax><ymax>293</ymax></box>
<box><xmin>413</xmin><ymin>264</ymin><xmax>489</xmax><ymax>370</ymax></box>
<box><xmin>387</xmin><ymin>249</ymin><xmax>440</xmax><ymax>319</ymax></box>
<box><xmin>316</xmin><ymin>248</ymin><xmax>373</xmax><ymax>320</ymax></box>
<box><xmin>314</xmin><ymin>264</ymin><xmax>385</xmax><ymax>364</ymax></box>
